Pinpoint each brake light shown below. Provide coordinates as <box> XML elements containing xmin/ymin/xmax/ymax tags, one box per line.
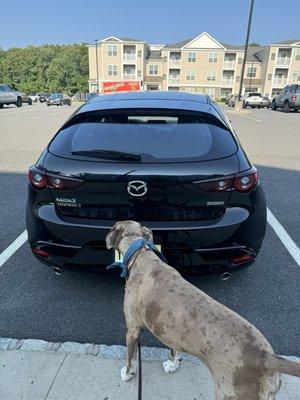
<box><xmin>233</xmin><ymin>169</ymin><xmax>258</xmax><ymax>192</ymax></box>
<box><xmin>28</xmin><ymin>169</ymin><xmax>82</xmax><ymax>190</ymax></box>
<box><xmin>194</xmin><ymin>177</ymin><xmax>233</xmax><ymax>192</ymax></box>
<box><xmin>231</xmin><ymin>254</ymin><xmax>254</xmax><ymax>265</ymax></box>
<box><xmin>291</xmin><ymin>94</ymin><xmax>296</xmax><ymax>101</ymax></box>
<box><xmin>32</xmin><ymin>248</ymin><xmax>51</xmax><ymax>259</ymax></box>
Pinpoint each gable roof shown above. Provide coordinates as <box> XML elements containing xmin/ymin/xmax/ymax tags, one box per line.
<box><xmin>270</xmin><ymin>39</ymin><xmax>300</xmax><ymax>46</ymax></box>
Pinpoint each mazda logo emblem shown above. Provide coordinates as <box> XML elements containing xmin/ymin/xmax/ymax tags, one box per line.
<box><xmin>127</xmin><ymin>180</ymin><xmax>148</xmax><ymax>197</ymax></box>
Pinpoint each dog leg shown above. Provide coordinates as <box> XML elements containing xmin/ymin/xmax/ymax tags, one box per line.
<box><xmin>121</xmin><ymin>328</ymin><xmax>140</xmax><ymax>382</ymax></box>
<box><xmin>163</xmin><ymin>349</ymin><xmax>181</xmax><ymax>373</ymax></box>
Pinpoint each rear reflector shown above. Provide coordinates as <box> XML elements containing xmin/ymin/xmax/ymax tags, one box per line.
<box><xmin>230</xmin><ymin>254</ymin><xmax>254</xmax><ymax>265</ymax></box>
<box><xmin>32</xmin><ymin>248</ymin><xmax>51</xmax><ymax>259</ymax></box>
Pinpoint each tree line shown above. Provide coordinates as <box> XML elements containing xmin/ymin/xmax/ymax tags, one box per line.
<box><xmin>0</xmin><ymin>43</ymin><xmax>89</xmax><ymax>95</ymax></box>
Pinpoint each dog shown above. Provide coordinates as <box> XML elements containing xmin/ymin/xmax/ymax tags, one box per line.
<box><xmin>106</xmin><ymin>220</ymin><xmax>300</xmax><ymax>400</ymax></box>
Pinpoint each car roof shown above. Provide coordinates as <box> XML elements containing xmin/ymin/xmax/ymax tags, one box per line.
<box><xmin>77</xmin><ymin>91</ymin><xmax>215</xmax><ymax>115</ymax></box>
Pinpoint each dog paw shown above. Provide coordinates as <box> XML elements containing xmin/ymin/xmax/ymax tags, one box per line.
<box><xmin>163</xmin><ymin>359</ymin><xmax>180</xmax><ymax>373</ymax></box>
<box><xmin>121</xmin><ymin>366</ymin><xmax>136</xmax><ymax>382</ymax></box>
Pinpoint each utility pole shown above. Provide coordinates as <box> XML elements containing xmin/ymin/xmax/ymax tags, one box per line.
<box><xmin>238</xmin><ymin>0</ymin><xmax>255</xmax><ymax>100</ymax></box>
<box><xmin>95</xmin><ymin>39</ymin><xmax>99</xmax><ymax>94</ymax></box>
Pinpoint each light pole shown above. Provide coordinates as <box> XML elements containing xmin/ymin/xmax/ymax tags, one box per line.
<box><xmin>238</xmin><ymin>0</ymin><xmax>255</xmax><ymax>100</ymax></box>
<box><xmin>95</xmin><ymin>39</ymin><xmax>99</xmax><ymax>93</ymax></box>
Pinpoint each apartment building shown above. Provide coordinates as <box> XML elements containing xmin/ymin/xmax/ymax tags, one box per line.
<box><xmin>88</xmin><ymin>32</ymin><xmax>300</xmax><ymax>98</ymax></box>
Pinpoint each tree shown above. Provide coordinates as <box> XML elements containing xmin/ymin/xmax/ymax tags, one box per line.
<box><xmin>249</xmin><ymin>42</ymin><xmax>260</xmax><ymax>47</ymax></box>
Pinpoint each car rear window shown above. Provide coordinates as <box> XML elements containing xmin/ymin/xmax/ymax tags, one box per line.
<box><xmin>248</xmin><ymin>93</ymin><xmax>261</xmax><ymax>97</ymax></box>
<box><xmin>49</xmin><ymin>109</ymin><xmax>237</xmax><ymax>163</ymax></box>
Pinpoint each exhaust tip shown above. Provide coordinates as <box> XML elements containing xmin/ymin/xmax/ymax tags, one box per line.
<box><xmin>220</xmin><ymin>271</ymin><xmax>230</xmax><ymax>281</ymax></box>
<box><xmin>53</xmin><ymin>266</ymin><xmax>64</xmax><ymax>276</ymax></box>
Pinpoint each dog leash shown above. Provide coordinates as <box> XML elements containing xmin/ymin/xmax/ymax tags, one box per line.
<box><xmin>138</xmin><ymin>340</ymin><xmax>142</xmax><ymax>400</ymax></box>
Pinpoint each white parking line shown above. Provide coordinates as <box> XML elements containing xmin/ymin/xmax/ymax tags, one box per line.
<box><xmin>239</xmin><ymin>113</ymin><xmax>262</xmax><ymax>123</ymax></box>
<box><xmin>267</xmin><ymin>208</ymin><xmax>300</xmax><ymax>266</ymax></box>
<box><xmin>0</xmin><ymin>230</ymin><xmax>28</xmax><ymax>267</ymax></box>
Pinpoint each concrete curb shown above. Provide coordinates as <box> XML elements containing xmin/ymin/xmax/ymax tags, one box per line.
<box><xmin>0</xmin><ymin>336</ymin><xmax>299</xmax><ymax>364</ymax></box>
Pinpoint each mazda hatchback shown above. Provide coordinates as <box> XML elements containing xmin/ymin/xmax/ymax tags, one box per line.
<box><xmin>26</xmin><ymin>91</ymin><xmax>266</xmax><ymax>274</ymax></box>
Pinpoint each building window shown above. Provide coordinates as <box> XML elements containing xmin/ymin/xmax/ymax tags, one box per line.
<box><xmin>186</xmin><ymin>70</ymin><xmax>195</xmax><ymax>81</ymax></box>
<box><xmin>187</xmin><ymin>52</ymin><xmax>196</xmax><ymax>62</ymax></box>
<box><xmin>138</xmin><ymin>50</ymin><xmax>142</xmax><ymax>57</ymax></box>
<box><xmin>238</xmin><ymin>57</ymin><xmax>243</xmax><ymax>64</ymax></box>
<box><xmin>295</xmin><ymin>48</ymin><xmax>300</xmax><ymax>61</ymax></box>
<box><xmin>271</xmin><ymin>53</ymin><xmax>276</xmax><ymax>60</ymax></box>
<box><xmin>205</xmin><ymin>87</ymin><xmax>216</xmax><ymax>96</ymax></box>
<box><xmin>207</xmin><ymin>70</ymin><xmax>216</xmax><ymax>81</ymax></box>
<box><xmin>208</xmin><ymin>52</ymin><xmax>218</xmax><ymax>63</ymax></box>
<box><xmin>247</xmin><ymin>66</ymin><xmax>257</xmax><ymax>77</ymax></box>
<box><xmin>108</xmin><ymin>65</ymin><xmax>118</xmax><ymax>76</ymax></box>
<box><xmin>291</xmin><ymin>70</ymin><xmax>300</xmax><ymax>82</ymax></box>
<box><xmin>267</xmin><ymin>74</ymin><xmax>272</xmax><ymax>80</ymax></box>
<box><xmin>149</xmin><ymin>65</ymin><xmax>158</xmax><ymax>75</ymax></box>
<box><xmin>108</xmin><ymin>44</ymin><xmax>117</xmax><ymax>56</ymax></box>
<box><xmin>137</xmin><ymin>70</ymin><xmax>141</xmax><ymax>77</ymax></box>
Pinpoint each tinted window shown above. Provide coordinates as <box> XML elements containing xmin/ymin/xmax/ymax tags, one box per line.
<box><xmin>248</xmin><ymin>93</ymin><xmax>261</xmax><ymax>97</ymax></box>
<box><xmin>49</xmin><ymin>109</ymin><xmax>237</xmax><ymax>163</ymax></box>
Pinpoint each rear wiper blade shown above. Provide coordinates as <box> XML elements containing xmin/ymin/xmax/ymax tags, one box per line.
<box><xmin>71</xmin><ymin>149</ymin><xmax>141</xmax><ymax>161</ymax></box>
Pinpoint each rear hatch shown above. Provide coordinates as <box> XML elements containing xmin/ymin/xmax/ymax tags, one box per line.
<box><xmin>45</xmin><ymin>108</ymin><xmax>239</xmax><ymax>222</ymax></box>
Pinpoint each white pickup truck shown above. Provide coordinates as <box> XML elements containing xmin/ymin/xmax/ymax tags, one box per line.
<box><xmin>0</xmin><ymin>84</ymin><xmax>22</xmax><ymax>108</ymax></box>
<box><xmin>242</xmin><ymin>92</ymin><xmax>263</xmax><ymax>109</ymax></box>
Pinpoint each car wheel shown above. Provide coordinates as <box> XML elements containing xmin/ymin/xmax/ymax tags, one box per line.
<box><xmin>16</xmin><ymin>97</ymin><xmax>22</xmax><ymax>107</ymax></box>
<box><xmin>0</xmin><ymin>104</ymin><xmax>3</xmax><ymax>109</ymax></box>
<box><xmin>60</xmin><ymin>101</ymin><xmax>63</xmax><ymax>106</ymax></box>
<box><xmin>258</xmin><ymin>105</ymin><xmax>261</xmax><ymax>109</ymax></box>
<box><xmin>68</xmin><ymin>101</ymin><xmax>71</xmax><ymax>106</ymax></box>
<box><xmin>47</xmin><ymin>103</ymin><xmax>50</xmax><ymax>106</ymax></box>
<box><xmin>283</xmin><ymin>102</ymin><xmax>290</xmax><ymax>113</ymax></box>
<box><xmin>242</xmin><ymin>103</ymin><xmax>246</xmax><ymax>108</ymax></box>
<box><xmin>271</xmin><ymin>100</ymin><xmax>277</xmax><ymax>110</ymax></box>
<box><xmin>28</xmin><ymin>99</ymin><xmax>32</xmax><ymax>105</ymax></box>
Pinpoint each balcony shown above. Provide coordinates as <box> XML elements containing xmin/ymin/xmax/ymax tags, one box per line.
<box><xmin>123</xmin><ymin>73</ymin><xmax>136</xmax><ymax>80</ymax></box>
<box><xmin>276</xmin><ymin>57</ymin><xmax>291</xmax><ymax>66</ymax></box>
<box><xmin>222</xmin><ymin>78</ymin><xmax>234</xmax><ymax>87</ymax></box>
<box><xmin>223</xmin><ymin>60</ymin><xmax>236</xmax><ymax>69</ymax></box>
<box><xmin>273</xmin><ymin>77</ymin><xmax>287</xmax><ymax>86</ymax></box>
<box><xmin>123</xmin><ymin>53</ymin><xmax>136</xmax><ymax>62</ymax></box>
<box><xmin>169</xmin><ymin>59</ymin><xmax>181</xmax><ymax>67</ymax></box>
<box><xmin>168</xmin><ymin>77</ymin><xmax>180</xmax><ymax>85</ymax></box>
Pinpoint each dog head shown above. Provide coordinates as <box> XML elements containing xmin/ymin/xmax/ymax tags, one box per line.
<box><xmin>106</xmin><ymin>220</ymin><xmax>153</xmax><ymax>250</ymax></box>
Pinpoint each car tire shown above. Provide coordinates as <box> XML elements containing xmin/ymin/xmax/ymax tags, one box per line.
<box><xmin>242</xmin><ymin>103</ymin><xmax>247</xmax><ymax>108</ymax></box>
<box><xmin>271</xmin><ymin>100</ymin><xmax>277</xmax><ymax>110</ymax></box>
<box><xmin>28</xmin><ymin>99</ymin><xmax>32</xmax><ymax>105</ymax></box>
<box><xmin>47</xmin><ymin>104</ymin><xmax>50</xmax><ymax>106</ymax></box>
<box><xmin>60</xmin><ymin>101</ymin><xmax>63</xmax><ymax>106</ymax></box>
<box><xmin>16</xmin><ymin>97</ymin><xmax>22</xmax><ymax>107</ymax></box>
<box><xmin>0</xmin><ymin>104</ymin><xmax>3</xmax><ymax>109</ymax></box>
<box><xmin>283</xmin><ymin>102</ymin><xmax>290</xmax><ymax>113</ymax></box>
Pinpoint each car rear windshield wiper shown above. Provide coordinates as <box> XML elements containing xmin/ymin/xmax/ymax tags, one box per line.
<box><xmin>71</xmin><ymin>149</ymin><xmax>141</xmax><ymax>161</ymax></box>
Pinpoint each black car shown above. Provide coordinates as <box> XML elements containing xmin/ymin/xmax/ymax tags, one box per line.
<box><xmin>26</xmin><ymin>91</ymin><xmax>266</xmax><ymax>274</ymax></box>
<box><xmin>40</xmin><ymin>93</ymin><xmax>49</xmax><ymax>103</ymax></box>
<box><xmin>47</xmin><ymin>93</ymin><xmax>71</xmax><ymax>106</ymax></box>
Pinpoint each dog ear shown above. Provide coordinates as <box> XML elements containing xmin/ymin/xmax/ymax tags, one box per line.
<box><xmin>106</xmin><ymin>224</ymin><xmax>124</xmax><ymax>249</ymax></box>
<box><xmin>141</xmin><ymin>226</ymin><xmax>153</xmax><ymax>241</ymax></box>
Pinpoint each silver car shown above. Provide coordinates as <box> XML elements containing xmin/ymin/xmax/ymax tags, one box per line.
<box><xmin>242</xmin><ymin>93</ymin><xmax>263</xmax><ymax>109</ymax></box>
<box><xmin>0</xmin><ymin>84</ymin><xmax>22</xmax><ymax>108</ymax></box>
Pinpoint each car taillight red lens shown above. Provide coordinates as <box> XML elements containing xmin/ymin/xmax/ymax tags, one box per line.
<box><xmin>291</xmin><ymin>94</ymin><xmax>296</xmax><ymax>101</ymax></box>
<box><xmin>194</xmin><ymin>178</ymin><xmax>233</xmax><ymax>192</ymax></box>
<box><xmin>234</xmin><ymin>170</ymin><xmax>258</xmax><ymax>192</ymax></box>
<box><xmin>28</xmin><ymin>170</ymin><xmax>82</xmax><ymax>190</ymax></box>
<box><xmin>28</xmin><ymin>171</ymin><xmax>48</xmax><ymax>189</ymax></box>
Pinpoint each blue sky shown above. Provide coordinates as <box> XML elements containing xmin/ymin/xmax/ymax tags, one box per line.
<box><xmin>1</xmin><ymin>0</ymin><xmax>299</xmax><ymax>49</ymax></box>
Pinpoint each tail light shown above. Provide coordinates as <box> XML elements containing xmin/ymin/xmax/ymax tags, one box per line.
<box><xmin>233</xmin><ymin>169</ymin><xmax>258</xmax><ymax>192</ymax></box>
<box><xmin>194</xmin><ymin>168</ymin><xmax>258</xmax><ymax>193</ymax></box>
<box><xmin>231</xmin><ymin>254</ymin><xmax>254</xmax><ymax>265</ymax></box>
<box><xmin>28</xmin><ymin>169</ymin><xmax>82</xmax><ymax>190</ymax></box>
<box><xmin>291</xmin><ymin>94</ymin><xmax>296</xmax><ymax>101</ymax></box>
<box><xmin>32</xmin><ymin>247</ymin><xmax>51</xmax><ymax>260</ymax></box>
<box><xmin>194</xmin><ymin>177</ymin><xmax>233</xmax><ymax>192</ymax></box>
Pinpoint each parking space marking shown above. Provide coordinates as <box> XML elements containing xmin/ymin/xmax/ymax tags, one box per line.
<box><xmin>267</xmin><ymin>208</ymin><xmax>300</xmax><ymax>266</ymax></box>
<box><xmin>238</xmin><ymin>113</ymin><xmax>262</xmax><ymax>123</ymax></box>
<box><xmin>0</xmin><ymin>108</ymin><xmax>44</xmax><ymax>116</ymax></box>
<box><xmin>0</xmin><ymin>230</ymin><xmax>28</xmax><ymax>268</ymax></box>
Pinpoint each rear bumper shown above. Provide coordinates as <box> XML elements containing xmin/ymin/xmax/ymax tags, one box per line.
<box><xmin>26</xmin><ymin>186</ymin><xmax>266</xmax><ymax>272</ymax></box>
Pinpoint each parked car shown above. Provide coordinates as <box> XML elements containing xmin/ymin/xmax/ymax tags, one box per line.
<box><xmin>261</xmin><ymin>97</ymin><xmax>271</xmax><ymax>108</ymax></box>
<box><xmin>243</xmin><ymin>93</ymin><xmax>263</xmax><ymax>108</ymax></box>
<box><xmin>0</xmin><ymin>84</ymin><xmax>22</xmax><ymax>108</ymax></box>
<box><xmin>47</xmin><ymin>93</ymin><xmax>71</xmax><ymax>106</ymax></box>
<box><xmin>227</xmin><ymin>95</ymin><xmax>239</xmax><ymax>107</ymax></box>
<box><xmin>21</xmin><ymin>93</ymin><xmax>32</xmax><ymax>105</ymax></box>
<box><xmin>39</xmin><ymin>93</ymin><xmax>49</xmax><ymax>103</ymax></box>
<box><xmin>29</xmin><ymin>93</ymin><xmax>42</xmax><ymax>102</ymax></box>
<box><xmin>271</xmin><ymin>84</ymin><xmax>300</xmax><ymax>112</ymax></box>
<box><xmin>26</xmin><ymin>91</ymin><xmax>266</xmax><ymax>275</ymax></box>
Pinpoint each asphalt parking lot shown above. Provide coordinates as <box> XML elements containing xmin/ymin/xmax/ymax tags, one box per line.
<box><xmin>0</xmin><ymin>102</ymin><xmax>299</xmax><ymax>356</ymax></box>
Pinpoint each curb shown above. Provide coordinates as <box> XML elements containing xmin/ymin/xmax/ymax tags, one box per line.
<box><xmin>1</xmin><ymin>336</ymin><xmax>299</xmax><ymax>364</ymax></box>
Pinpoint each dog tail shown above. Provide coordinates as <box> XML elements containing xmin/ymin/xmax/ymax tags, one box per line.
<box><xmin>265</xmin><ymin>354</ymin><xmax>300</xmax><ymax>377</ymax></box>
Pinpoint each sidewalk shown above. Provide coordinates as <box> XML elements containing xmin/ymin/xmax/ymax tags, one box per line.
<box><xmin>0</xmin><ymin>338</ymin><xmax>299</xmax><ymax>399</ymax></box>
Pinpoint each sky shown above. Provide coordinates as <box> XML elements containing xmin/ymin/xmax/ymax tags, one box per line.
<box><xmin>1</xmin><ymin>0</ymin><xmax>300</xmax><ymax>50</ymax></box>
